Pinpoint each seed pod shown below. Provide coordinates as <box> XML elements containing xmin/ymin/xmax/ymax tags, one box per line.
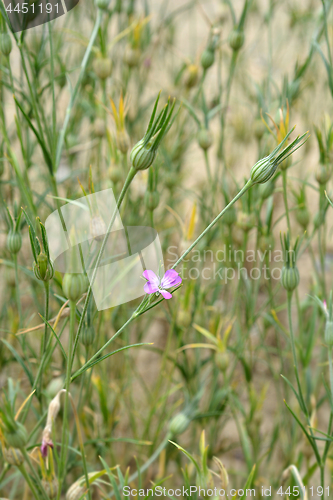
<box><xmin>184</xmin><ymin>64</ymin><xmax>199</xmax><ymax>89</ymax></box>
<box><xmin>94</xmin><ymin>118</ymin><xmax>105</xmax><ymax>138</ymax></box>
<box><xmin>116</xmin><ymin>130</ymin><xmax>130</xmax><ymax>154</ymax></box>
<box><xmin>281</xmin><ymin>266</ymin><xmax>300</xmax><ymax>292</ymax></box>
<box><xmin>3</xmin><ymin>447</ymin><xmax>24</xmax><ymax>466</ymax></box>
<box><xmin>228</xmin><ymin>29</ymin><xmax>244</xmax><ymax>51</ymax></box>
<box><xmin>42</xmin><ymin>478</ymin><xmax>58</xmax><ymax>499</ymax></box>
<box><xmin>169</xmin><ymin>412</ymin><xmax>190</xmax><ymax>436</ymax></box>
<box><xmin>144</xmin><ymin>191</ymin><xmax>160</xmax><ymax>211</ymax></box>
<box><xmin>109</xmin><ymin>166</ymin><xmax>123</xmax><ymax>184</ymax></box>
<box><xmin>6</xmin><ymin>230</ymin><xmax>22</xmax><ymax>254</ymax></box>
<box><xmin>95</xmin><ymin>0</ymin><xmax>110</xmax><ymax>9</ymax></box>
<box><xmin>130</xmin><ymin>139</ymin><xmax>157</xmax><ymax>171</ymax></box>
<box><xmin>197</xmin><ymin>128</ymin><xmax>213</xmax><ymax>151</ymax></box>
<box><xmin>315</xmin><ymin>164</ymin><xmax>331</xmax><ymax>185</ymax></box>
<box><xmin>80</xmin><ymin>325</ymin><xmax>95</xmax><ymax>347</ymax></box>
<box><xmin>124</xmin><ymin>46</ymin><xmax>140</xmax><ymax>67</ymax></box>
<box><xmin>296</xmin><ymin>208</ymin><xmax>310</xmax><ymax>229</ymax></box>
<box><xmin>0</xmin><ymin>33</ymin><xmax>12</xmax><ymax>56</ymax></box>
<box><xmin>222</xmin><ymin>206</ymin><xmax>236</xmax><ymax>226</ymax></box>
<box><xmin>201</xmin><ymin>48</ymin><xmax>215</xmax><ymax>70</ymax></box>
<box><xmin>93</xmin><ymin>57</ymin><xmax>112</xmax><ymax>80</ymax></box>
<box><xmin>62</xmin><ymin>273</ymin><xmax>86</xmax><ymax>302</ymax></box>
<box><xmin>5</xmin><ymin>423</ymin><xmax>28</xmax><ymax>449</ymax></box>
<box><xmin>325</xmin><ymin>320</ymin><xmax>333</xmax><ymax>346</ymax></box>
<box><xmin>215</xmin><ymin>351</ymin><xmax>230</xmax><ymax>372</ymax></box>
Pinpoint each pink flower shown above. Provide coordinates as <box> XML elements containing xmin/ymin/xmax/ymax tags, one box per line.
<box><xmin>143</xmin><ymin>269</ymin><xmax>182</xmax><ymax>299</ymax></box>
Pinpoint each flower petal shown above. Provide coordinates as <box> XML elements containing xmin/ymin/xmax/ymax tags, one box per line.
<box><xmin>161</xmin><ymin>269</ymin><xmax>182</xmax><ymax>289</ymax></box>
<box><xmin>160</xmin><ymin>289</ymin><xmax>172</xmax><ymax>299</ymax></box>
<box><xmin>143</xmin><ymin>270</ymin><xmax>160</xmax><ymax>287</ymax></box>
<box><xmin>144</xmin><ymin>282</ymin><xmax>159</xmax><ymax>294</ymax></box>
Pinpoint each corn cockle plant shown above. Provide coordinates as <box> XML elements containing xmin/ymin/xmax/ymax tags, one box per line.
<box><xmin>1</xmin><ymin>0</ymin><xmax>333</xmax><ymax>498</ymax></box>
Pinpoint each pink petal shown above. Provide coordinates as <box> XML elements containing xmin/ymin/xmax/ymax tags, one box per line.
<box><xmin>144</xmin><ymin>282</ymin><xmax>159</xmax><ymax>294</ymax></box>
<box><xmin>161</xmin><ymin>269</ymin><xmax>182</xmax><ymax>289</ymax></box>
<box><xmin>143</xmin><ymin>270</ymin><xmax>160</xmax><ymax>287</ymax></box>
<box><xmin>160</xmin><ymin>289</ymin><xmax>172</xmax><ymax>299</ymax></box>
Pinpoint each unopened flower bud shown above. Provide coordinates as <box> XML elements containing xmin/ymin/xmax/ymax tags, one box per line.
<box><xmin>34</xmin><ymin>253</ymin><xmax>54</xmax><ymax>282</ymax></box>
<box><xmin>62</xmin><ymin>273</ymin><xmax>86</xmax><ymax>302</ymax></box>
<box><xmin>95</xmin><ymin>0</ymin><xmax>110</xmax><ymax>9</ymax></box>
<box><xmin>0</xmin><ymin>33</ymin><xmax>12</xmax><ymax>56</ymax></box>
<box><xmin>6</xmin><ymin>230</ymin><xmax>22</xmax><ymax>254</ymax></box>
<box><xmin>325</xmin><ymin>320</ymin><xmax>333</xmax><ymax>346</ymax></box>
<box><xmin>281</xmin><ymin>266</ymin><xmax>300</xmax><ymax>292</ymax></box>
<box><xmin>259</xmin><ymin>180</ymin><xmax>275</xmax><ymax>200</ymax></box>
<box><xmin>93</xmin><ymin>57</ymin><xmax>112</xmax><ymax>80</ymax></box>
<box><xmin>197</xmin><ymin>128</ymin><xmax>213</xmax><ymax>151</ymax></box>
<box><xmin>5</xmin><ymin>423</ymin><xmax>28</xmax><ymax>449</ymax></box>
<box><xmin>144</xmin><ymin>191</ymin><xmax>159</xmax><ymax>211</ymax></box>
<box><xmin>130</xmin><ymin>138</ymin><xmax>157</xmax><ymax>171</ymax></box>
<box><xmin>201</xmin><ymin>48</ymin><xmax>215</xmax><ymax>70</ymax></box>
<box><xmin>215</xmin><ymin>351</ymin><xmax>230</xmax><ymax>372</ymax></box>
<box><xmin>296</xmin><ymin>208</ymin><xmax>310</xmax><ymax>229</ymax></box>
<box><xmin>228</xmin><ymin>29</ymin><xmax>244</xmax><ymax>51</ymax></box>
<box><xmin>250</xmin><ymin>156</ymin><xmax>278</xmax><ymax>185</ymax></box>
<box><xmin>169</xmin><ymin>412</ymin><xmax>190</xmax><ymax>436</ymax></box>
<box><xmin>3</xmin><ymin>446</ymin><xmax>24</xmax><ymax>466</ymax></box>
<box><xmin>81</xmin><ymin>325</ymin><xmax>95</xmax><ymax>347</ymax></box>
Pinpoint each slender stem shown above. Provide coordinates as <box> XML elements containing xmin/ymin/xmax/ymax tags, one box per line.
<box><xmin>57</xmin><ymin>300</ymin><xmax>76</xmax><ymax>499</ymax></box>
<box><xmin>282</xmin><ymin>170</ymin><xmax>291</xmax><ymax>235</ymax></box>
<box><xmin>38</xmin><ymin>281</ymin><xmax>50</xmax><ymax>402</ymax></box>
<box><xmin>13</xmin><ymin>253</ymin><xmax>22</xmax><ymax>329</ymax></box>
<box><xmin>18</xmin><ymin>464</ymin><xmax>39</xmax><ymax>500</ymax></box>
<box><xmin>22</xmin><ymin>448</ymin><xmax>49</xmax><ymax>500</ymax></box>
<box><xmin>71</xmin><ymin>166</ymin><xmax>137</xmax><ymax>362</ymax></box>
<box><xmin>172</xmin><ymin>179</ymin><xmax>253</xmax><ymax>269</ymax></box>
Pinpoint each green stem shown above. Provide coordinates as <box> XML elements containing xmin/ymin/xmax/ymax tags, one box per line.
<box><xmin>38</xmin><ymin>281</ymin><xmax>50</xmax><ymax>402</ymax></box>
<box><xmin>172</xmin><ymin>179</ymin><xmax>253</xmax><ymax>269</ymax></box>
<box><xmin>18</xmin><ymin>464</ymin><xmax>39</xmax><ymax>500</ymax></box>
<box><xmin>57</xmin><ymin>300</ymin><xmax>76</xmax><ymax>498</ymax></box>
<box><xmin>13</xmin><ymin>253</ymin><xmax>22</xmax><ymax>329</ymax></box>
<box><xmin>22</xmin><ymin>448</ymin><xmax>49</xmax><ymax>500</ymax></box>
<box><xmin>282</xmin><ymin>170</ymin><xmax>291</xmax><ymax>235</ymax></box>
<box><xmin>71</xmin><ymin>166</ymin><xmax>137</xmax><ymax>362</ymax></box>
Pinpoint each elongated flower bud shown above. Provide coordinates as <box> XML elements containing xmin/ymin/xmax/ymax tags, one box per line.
<box><xmin>197</xmin><ymin>128</ymin><xmax>213</xmax><ymax>151</ymax></box>
<box><xmin>66</xmin><ymin>482</ymin><xmax>86</xmax><ymax>500</ymax></box>
<box><xmin>281</xmin><ymin>266</ymin><xmax>300</xmax><ymax>292</ymax></box>
<box><xmin>250</xmin><ymin>128</ymin><xmax>309</xmax><ymax>184</ymax></box>
<box><xmin>42</xmin><ymin>478</ymin><xmax>58</xmax><ymax>499</ymax></box>
<box><xmin>130</xmin><ymin>139</ymin><xmax>157</xmax><ymax>171</ymax></box>
<box><xmin>228</xmin><ymin>29</ymin><xmax>244</xmax><ymax>51</ymax></box>
<box><xmin>62</xmin><ymin>273</ymin><xmax>86</xmax><ymax>302</ymax></box>
<box><xmin>81</xmin><ymin>325</ymin><xmax>95</xmax><ymax>347</ymax></box>
<box><xmin>0</xmin><ymin>33</ymin><xmax>12</xmax><ymax>56</ymax></box>
<box><xmin>6</xmin><ymin>230</ymin><xmax>22</xmax><ymax>254</ymax></box>
<box><xmin>201</xmin><ymin>48</ymin><xmax>215</xmax><ymax>69</ymax></box>
<box><xmin>169</xmin><ymin>412</ymin><xmax>190</xmax><ymax>436</ymax></box>
<box><xmin>93</xmin><ymin>57</ymin><xmax>112</xmax><ymax>80</ymax></box>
